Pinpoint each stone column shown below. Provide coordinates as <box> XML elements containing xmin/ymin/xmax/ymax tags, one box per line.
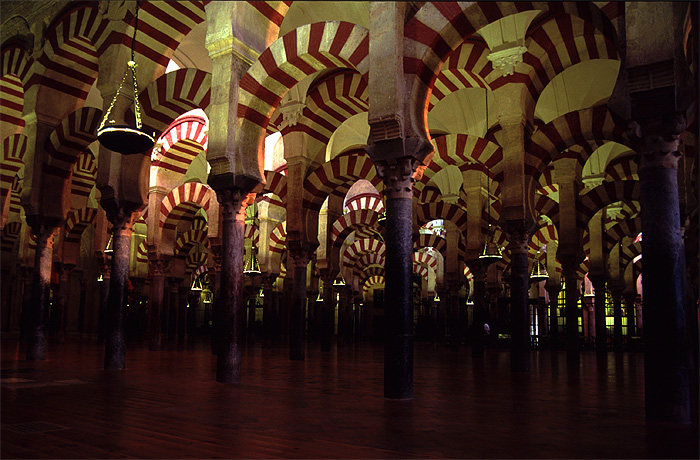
<box><xmin>215</xmin><ymin>188</ymin><xmax>249</xmax><ymax>383</ymax></box>
<box><xmin>104</xmin><ymin>209</ymin><xmax>137</xmax><ymax>370</ymax></box>
<box><xmin>339</xmin><ymin>285</ymin><xmax>353</xmax><ymax>346</ymax></box>
<box><xmin>96</xmin><ymin>256</ymin><xmax>110</xmax><ymax>345</ymax></box>
<box><xmin>19</xmin><ymin>267</ymin><xmax>33</xmax><ymax>340</ymax></box>
<box><xmin>624</xmin><ymin>290</ymin><xmax>637</xmax><ymax>338</ymax></box>
<box><xmin>53</xmin><ymin>262</ymin><xmax>73</xmax><ymax>344</ymax></box>
<box><xmin>178</xmin><ymin>285</ymin><xmax>188</xmax><ymax>341</ymax></box>
<box><xmin>261</xmin><ymin>274</ymin><xmax>276</xmax><ymax>348</ymax></box>
<box><xmin>148</xmin><ymin>259</ymin><xmax>168</xmax><ymax>351</ymax></box>
<box><xmin>591</xmin><ymin>275</ymin><xmax>608</xmax><ymax>357</ymax></box>
<box><xmin>561</xmin><ymin>259</ymin><xmax>580</xmax><ymax>363</ymax></box>
<box><xmin>376</xmin><ymin>157</ymin><xmax>415</xmax><ymax>399</ymax></box>
<box><xmin>471</xmin><ymin>264</ymin><xmax>488</xmax><ymax>358</ymax></box>
<box><xmin>288</xmin><ymin>249</ymin><xmax>311</xmax><ymax>360</ymax></box>
<box><xmin>320</xmin><ymin>275</ymin><xmax>335</xmax><ymax>352</ymax></box>
<box><xmin>447</xmin><ymin>282</ymin><xmax>462</xmax><ymax>352</ymax></box>
<box><xmin>629</xmin><ymin>118</ymin><xmax>690</xmax><ymax>422</ymax></box>
<box><xmin>26</xmin><ymin>223</ymin><xmax>59</xmax><ymax>360</ymax></box>
<box><xmin>504</xmin><ymin>221</ymin><xmax>532</xmax><ymax>372</ymax></box>
<box><xmin>167</xmin><ymin>281</ymin><xmax>179</xmax><ymax>341</ymax></box>
<box><xmin>609</xmin><ymin>282</ymin><xmax>625</xmax><ymax>352</ymax></box>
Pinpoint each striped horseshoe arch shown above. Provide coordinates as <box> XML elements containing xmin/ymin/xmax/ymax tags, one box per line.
<box><xmin>330</xmin><ymin>208</ymin><xmax>381</xmax><ymax>249</ymax></box>
<box><xmin>237</xmin><ymin>21</ymin><xmax>369</xmax><ymax>167</ymax></box>
<box><xmin>362</xmin><ymin>275</ymin><xmax>385</xmax><ymax>294</ymax></box>
<box><xmin>1</xmin><ymin>220</ymin><xmax>22</xmax><ymax>253</ymax></box>
<box><xmin>159</xmin><ymin>182</ymin><xmax>213</xmax><ymax>254</ymax></box>
<box><xmin>71</xmin><ymin>150</ymin><xmax>97</xmax><ymax>201</ymax></box>
<box><xmin>44</xmin><ymin>107</ymin><xmax>102</xmax><ymax>180</ymax></box>
<box><xmin>1</xmin><ymin>44</ymin><xmax>31</xmax><ymax>133</ymax></box>
<box><xmin>577</xmin><ymin>180</ymin><xmax>639</xmax><ymax>230</ymax></box>
<box><xmin>342</xmin><ymin>238</ymin><xmax>385</xmax><ymax>270</ymax></box>
<box><xmin>152</xmin><ymin>114</ymin><xmax>209</xmax><ymax>175</ymax></box>
<box><xmin>63</xmin><ymin>207</ymin><xmax>98</xmax><ymax>245</ymax></box>
<box><xmin>303</xmin><ymin>151</ymin><xmax>380</xmax><ymax>211</ymax></box>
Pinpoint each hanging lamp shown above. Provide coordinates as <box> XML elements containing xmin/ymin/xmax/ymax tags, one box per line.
<box><xmin>244</xmin><ymin>200</ymin><xmax>262</xmax><ymax>275</ymax></box>
<box><xmin>104</xmin><ymin>234</ymin><xmax>114</xmax><ymax>254</ymax></box>
<box><xmin>529</xmin><ymin>251</ymin><xmax>549</xmax><ymax>282</ymax></box>
<box><xmin>191</xmin><ymin>276</ymin><xmax>203</xmax><ymax>291</ymax></box>
<box><xmin>333</xmin><ymin>275</ymin><xmax>346</xmax><ymax>286</ymax></box>
<box><xmin>96</xmin><ymin>1</ymin><xmax>154</xmax><ymax>155</ymax></box>
<box><xmin>478</xmin><ymin>91</ymin><xmax>502</xmax><ymax>263</ymax></box>
<box><xmin>259</xmin><ymin>285</ymin><xmax>265</xmax><ymax>298</ymax></box>
<box><xmin>433</xmin><ymin>292</ymin><xmax>440</xmax><ymax>302</ymax></box>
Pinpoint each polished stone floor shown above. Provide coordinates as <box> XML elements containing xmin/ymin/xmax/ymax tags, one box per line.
<box><xmin>1</xmin><ymin>336</ymin><xmax>698</xmax><ymax>459</ymax></box>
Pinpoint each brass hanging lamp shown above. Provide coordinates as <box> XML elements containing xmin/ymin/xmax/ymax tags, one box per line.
<box><xmin>96</xmin><ymin>1</ymin><xmax>154</xmax><ymax>155</ymax></box>
<box><xmin>104</xmin><ymin>233</ymin><xmax>114</xmax><ymax>255</ymax></box>
<box><xmin>244</xmin><ymin>199</ymin><xmax>262</xmax><ymax>275</ymax></box>
<box><xmin>191</xmin><ymin>276</ymin><xmax>203</xmax><ymax>291</ymax></box>
<box><xmin>529</xmin><ymin>251</ymin><xmax>549</xmax><ymax>282</ymax></box>
<box><xmin>478</xmin><ymin>91</ymin><xmax>502</xmax><ymax>263</ymax></box>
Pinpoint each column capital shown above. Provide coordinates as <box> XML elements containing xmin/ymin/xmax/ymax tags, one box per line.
<box><xmin>215</xmin><ymin>188</ymin><xmax>255</xmax><ymax>221</ymax></box>
<box><xmin>627</xmin><ymin>114</ymin><xmax>686</xmax><ymax>170</ymax></box>
<box><xmin>502</xmin><ymin>218</ymin><xmax>536</xmax><ymax>252</ymax></box>
<box><xmin>149</xmin><ymin>258</ymin><xmax>170</xmax><ymax>276</ymax></box>
<box><xmin>375</xmin><ymin>156</ymin><xmax>417</xmax><ymax>200</ymax></box>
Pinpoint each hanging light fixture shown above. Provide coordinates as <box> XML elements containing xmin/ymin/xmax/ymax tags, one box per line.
<box><xmin>104</xmin><ymin>234</ymin><xmax>114</xmax><ymax>255</ymax></box>
<box><xmin>191</xmin><ymin>276</ymin><xmax>203</xmax><ymax>291</ymax></box>
<box><xmin>259</xmin><ymin>285</ymin><xmax>265</xmax><ymax>298</ymax></box>
<box><xmin>433</xmin><ymin>292</ymin><xmax>440</xmax><ymax>302</ymax></box>
<box><xmin>316</xmin><ymin>280</ymin><xmax>323</xmax><ymax>302</ymax></box>
<box><xmin>479</xmin><ymin>91</ymin><xmax>502</xmax><ymax>263</ymax></box>
<box><xmin>529</xmin><ymin>251</ymin><xmax>549</xmax><ymax>282</ymax></box>
<box><xmin>333</xmin><ymin>275</ymin><xmax>346</xmax><ymax>286</ymax></box>
<box><xmin>244</xmin><ymin>199</ymin><xmax>262</xmax><ymax>275</ymax></box>
<box><xmin>96</xmin><ymin>1</ymin><xmax>154</xmax><ymax>155</ymax></box>
<box><xmin>244</xmin><ymin>246</ymin><xmax>261</xmax><ymax>275</ymax></box>
<box><xmin>97</xmin><ymin>273</ymin><xmax>104</xmax><ymax>282</ymax></box>
<box><xmin>378</xmin><ymin>193</ymin><xmax>387</xmax><ymax>227</ymax></box>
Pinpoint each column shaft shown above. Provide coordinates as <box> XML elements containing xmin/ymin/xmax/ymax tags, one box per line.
<box><xmin>149</xmin><ymin>269</ymin><xmax>166</xmax><ymax>351</ymax></box>
<box><xmin>593</xmin><ymin>279</ymin><xmax>607</xmax><ymax>356</ymax></box>
<box><xmin>104</xmin><ymin>211</ymin><xmax>135</xmax><ymax>370</ymax></box>
<box><xmin>216</xmin><ymin>189</ymin><xmax>247</xmax><ymax>383</ymax></box>
<box><xmin>508</xmin><ymin>230</ymin><xmax>530</xmax><ymax>372</ymax></box>
<box><xmin>26</xmin><ymin>225</ymin><xmax>57</xmax><ymax>361</ymax></box>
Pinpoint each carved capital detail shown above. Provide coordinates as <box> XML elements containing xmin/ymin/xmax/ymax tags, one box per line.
<box><xmin>627</xmin><ymin>115</ymin><xmax>686</xmax><ymax>170</ymax></box>
<box><xmin>375</xmin><ymin>157</ymin><xmax>417</xmax><ymax>200</ymax></box>
<box><xmin>149</xmin><ymin>258</ymin><xmax>170</xmax><ymax>276</ymax></box>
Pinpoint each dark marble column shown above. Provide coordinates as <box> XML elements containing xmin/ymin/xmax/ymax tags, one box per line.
<box><xmin>320</xmin><ymin>275</ymin><xmax>334</xmax><ymax>352</ymax></box>
<box><xmin>624</xmin><ymin>290</ymin><xmax>637</xmax><ymax>338</ymax></box>
<box><xmin>178</xmin><ymin>285</ymin><xmax>188</xmax><ymax>342</ymax></box>
<box><xmin>471</xmin><ymin>264</ymin><xmax>488</xmax><ymax>359</ymax></box>
<box><xmin>609</xmin><ymin>283</ymin><xmax>625</xmax><ymax>352</ymax></box>
<box><xmin>53</xmin><ymin>263</ymin><xmax>73</xmax><ymax>344</ymax></box>
<box><xmin>591</xmin><ymin>275</ymin><xmax>608</xmax><ymax>357</ymax></box>
<box><xmin>447</xmin><ymin>283</ymin><xmax>461</xmax><ymax>352</ymax></box>
<box><xmin>288</xmin><ymin>250</ymin><xmax>311</xmax><ymax>360</ymax></box>
<box><xmin>26</xmin><ymin>223</ymin><xmax>59</xmax><ymax>361</ymax></box>
<box><xmin>96</xmin><ymin>256</ymin><xmax>110</xmax><ymax>345</ymax></box>
<box><xmin>215</xmin><ymin>188</ymin><xmax>249</xmax><ymax>383</ymax></box>
<box><xmin>339</xmin><ymin>285</ymin><xmax>353</xmax><ymax>346</ymax></box>
<box><xmin>376</xmin><ymin>157</ymin><xmax>415</xmax><ymax>399</ymax></box>
<box><xmin>104</xmin><ymin>209</ymin><xmax>137</xmax><ymax>370</ymax></box>
<box><xmin>261</xmin><ymin>275</ymin><xmax>276</xmax><ymax>348</ymax></box>
<box><xmin>148</xmin><ymin>259</ymin><xmax>168</xmax><ymax>351</ymax></box>
<box><xmin>629</xmin><ymin>118</ymin><xmax>690</xmax><ymax>423</ymax></box>
<box><xmin>504</xmin><ymin>221</ymin><xmax>532</xmax><ymax>372</ymax></box>
<box><xmin>19</xmin><ymin>267</ymin><xmax>33</xmax><ymax>341</ymax></box>
<box><xmin>561</xmin><ymin>260</ymin><xmax>580</xmax><ymax>363</ymax></box>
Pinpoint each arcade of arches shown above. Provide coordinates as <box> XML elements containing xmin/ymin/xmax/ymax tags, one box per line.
<box><xmin>1</xmin><ymin>0</ymin><xmax>698</xmax><ymax>436</ymax></box>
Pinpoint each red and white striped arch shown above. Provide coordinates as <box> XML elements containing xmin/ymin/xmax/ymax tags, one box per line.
<box><xmin>526</xmin><ymin>106</ymin><xmax>628</xmax><ymax>178</ymax></box>
<box><xmin>63</xmin><ymin>207</ymin><xmax>97</xmax><ymax>245</ymax></box>
<box><xmin>413</xmin><ymin>251</ymin><xmax>438</xmax><ymax>271</ymax></box>
<box><xmin>529</xmin><ymin>222</ymin><xmax>557</xmax><ymax>252</ymax></box>
<box><xmin>304</xmin><ymin>151</ymin><xmax>380</xmax><ymax>211</ymax></box>
<box><xmin>362</xmin><ymin>275</ymin><xmax>385</xmax><ymax>294</ymax></box>
<box><xmin>269</xmin><ymin>221</ymin><xmax>287</xmax><ymax>254</ymax></box>
<box><xmin>578</xmin><ymin>180</ymin><xmax>639</xmax><ymax>230</ymax></box>
<box><xmin>404</xmin><ymin>2</ymin><xmax>618</xmax><ymax>143</ymax></box>
<box><xmin>135</xmin><ymin>240</ymin><xmax>149</xmax><ymax>268</ymax></box>
<box><xmin>330</xmin><ymin>208</ymin><xmax>381</xmax><ymax>249</ymax></box>
<box><xmin>237</xmin><ymin>21</ymin><xmax>369</xmax><ymax>168</ymax></box>
<box><xmin>261</xmin><ymin>170</ymin><xmax>287</xmax><ymax>208</ymax></box>
<box><xmin>159</xmin><ymin>182</ymin><xmax>213</xmax><ymax>232</ymax></box>
<box><xmin>245</xmin><ymin>223</ymin><xmax>260</xmax><ymax>247</ymax></box>
<box><xmin>430</xmin><ymin>38</ymin><xmax>493</xmax><ymax>110</ymax></box>
<box><xmin>519</xmin><ymin>12</ymin><xmax>619</xmax><ymax>111</ymax></box>
<box><xmin>415</xmin><ymin>202</ymin><xmax>469</xmax><ymax>233</ymax></box>
<box><xmin>35</xmin><ymin>4</ymin><xmax>103</xmax><ymax>102</ymax></box>
<box><xmin>1</xmin><ymin>134</ymin><xmax>27</xmax><ymax>223</ymax></box>
<box><xmin>1</xmin><ymin>44</ymin><xmax>30</xmax><ymax>134</ymax></box>
<box><xmin>357</xmin><ymin>253</ymin><xmax>385</xmax><ymax>271</ymax></box>
<box><xmin>430</xmin><ymin>134</ymin><xmax>503</xmax><ymax>173</ymax></box>
<box><xmin>44</xmin><ymin>107</ymin><xmax>102</xmax><ymax>181</ymax></box>
<box><xmin>152</xmin><ymin>114</ymin><xmax>208</xmax><ymax>176</ymax></box>
<box><xmin>139</xmin><ymin>69</ymin><xmax>211</xmax><ymax>134</ymax></box>
<box><xmin>342</xmin><ymin>238</ymin><xmax>385</xmax><ymax>270</ymax></box>
<box><xmin>345</xmin><ymin>192</ymin><xmax>383</xmax><ymax>214</ymax></box>
<box><xmin>173</xmin><ymin>228</ymin><xmax>208</xmax><ymax>260</ymax></box>
<box><xmin>1</xmin><ymin>220</ymin><xmax>22</xmax><ymax>253</ymax></box>
<box><xmin>186</xmin><ymin>248</ymin><xmax>208</xmax><ymax>273</ymax></box>
<box><xmin>413</xmin><ymin>264</ymin><xmax>429</xmax><ymax>281</ymax></box>
<box><xmin>604</xmin><ymin>153</ymin><xmax>637</xmax><ymax>182</ymax></box>
<box><xmin>273</xmin><ymin>70</ymin><xmax>368</xmax><ymax>146</ymax></box>
<box><xmin>71</xmin><ymin>149</ymin><xmax>96</xmax><ymax>200</ymax></box>
<box><xmin>604</xmin><ymin>217</ymin><xmax>641</xmax><ymax>251</ymax></box>
<box><xmin>414</xmin><ymin>233</ymin><xmax>448</xmax><ymax>259</ymax></box>
<box><xmin>5</xmin><ymin>175</ymin><xmax>23</xmax><ymax>225</ymax></box>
